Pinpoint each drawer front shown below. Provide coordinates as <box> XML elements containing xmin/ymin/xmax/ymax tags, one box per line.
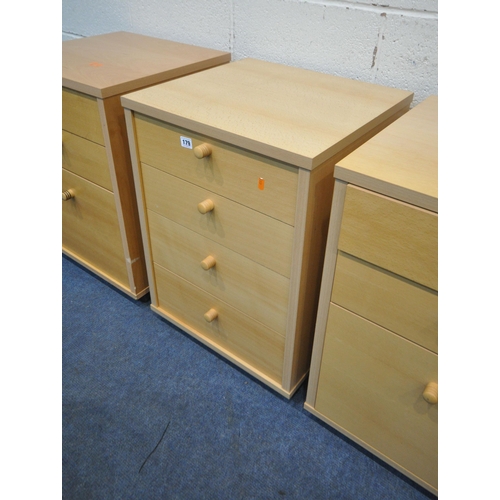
<box><xmin>338</xmin><ymin>185</ymin><xmax>438</xmax><ymax>290</ymax></box>
<box><xmin>154</xmin><ymin>263</ymin><xmax>285</xmax><ymax>383</ymax></box>
<box><xmin>62</xmin><ymin>169</ymin><xmax>128</xmax><ymax>286</ymax></box>
<box><xmin>316</xmin><ymin>303</ymin><xmax>438</xmax><ymax>490</ymax></box>
<box><xmin>142</xmin><ymin>163</ymin><xmax>294</xmax><ymax>278</ymax></box>
<box><xmin>148</xmin><ymin>210</ymin><xmax>289</xmax><ymax>335</ymax></box>
<box><xmin>62</xmin><ymin>88</ymin><xmax>105</xmax><ymax>146</ymax></box>
<box><xmin>135</xmin><ymin>115</ymin><xmax>298</xmax><ymax>225</ymax></box>
<box><xmin>331</xmin><ymin>252</ymin><xmax>438</xmax><ymax>353</ymax></box>
<box><xmin>62</xmin><ymin>130</ymin><xmax>112</xmax><ymax>191</ymax></box>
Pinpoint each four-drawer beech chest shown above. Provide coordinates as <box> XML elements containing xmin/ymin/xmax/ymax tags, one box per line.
<box><xmin>304</xmin><ymin>96</ymin><xmax>438</xmax><ymax>494</ymax></box>
<box><xmin>121</xmin><ymin>58</ymin><xmax>413</xmax><ymax>397</ymax></box>
<box><xmin>62</xmin><ymin>32</ymin><xmax>230</xmax><ymax>298</ymax></box>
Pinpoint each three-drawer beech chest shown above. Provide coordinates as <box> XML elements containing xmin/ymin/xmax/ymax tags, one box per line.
<box><xmin>62</xmin><ymin>32</ymin><xmax>230</xmax><ymax>298</ymax></box>
<box><xmin>304</xmin><ymin>96</ymin><xmax>438</xmax><ymax>493</ymax></box>
<box><xmin>121</xmin><ymin>58</ymin><xmax>413</xmax><ymax>396</ymax></box>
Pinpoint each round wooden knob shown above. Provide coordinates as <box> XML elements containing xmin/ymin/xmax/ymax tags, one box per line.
<box><xmin>62</xmin><ymin>189</ymin><xmax>75</xmax><ymax>201</ymax></box>
<box><xmin>204</xmin><ymin>308</ymin><xmax>218</xmax><ymax>322</ymax></box>
<box><xmin>422</xmin><ymin>382</ymin><xmax>438</xmax><ymax>404</ymax></box>
<box><xmin>194</xmin><ymin>143</ymin><xmax>212</xmax><ymax>159</ymax></box>
<box><xmin>198</xmin><ymin>199</ymin><xmax>214</xmax><ymax>214</ymax></box>
<box><xmin>201</xmin><ymin>255</ymin><xmax>216</xmax><ymax>270</ymax></box>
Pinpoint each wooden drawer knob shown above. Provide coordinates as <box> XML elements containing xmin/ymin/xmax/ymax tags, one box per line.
<box><xmin>62</xmin><ymin>189</ymin><xmax>75</xmax><ymax>201</ymax></box>
<box><xmin>204</xmin><ymin>308</ymin><xmax>218</xmax><ymax>322</ymax></box>
<box><xmin>422</xmin><ymin>382</ymin><xmax>438</xmax><ymax>404</ymax></box>
<box><xmin>198</xmin><ymin>199</ymin><xmax>214</xmax><ymax>214</ymax></box>
<box><xmin>201</xmin><ymin>255</ymin><xmax>216</xmax><ymax>270</ymax></box>
<box><xmin>194</xmin><ymin>143</ymin><xmax>212</xmax><ymax>159</ymax></box>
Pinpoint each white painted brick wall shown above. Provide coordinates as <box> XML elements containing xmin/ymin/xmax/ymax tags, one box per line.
<box><xmin>62</xmin><ymin>0</ymin><xmax>437</xmax><ymax>105</ymax></box>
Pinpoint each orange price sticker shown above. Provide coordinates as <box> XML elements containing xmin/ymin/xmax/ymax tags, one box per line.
<box><xmin>258</xmin><ymin>178</ymin><xmax>265</xmax><ymax>190</ymax></box>
<box><xmin>89</xmin><ymin>61</ymin><xmax>103</xmax><ymax>67</ymax></box>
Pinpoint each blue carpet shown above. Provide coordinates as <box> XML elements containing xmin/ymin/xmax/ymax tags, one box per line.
<box><xmin>62</xmin><ymin>255</ymin><xmax>436</xmax><ymax>499</ymax></box>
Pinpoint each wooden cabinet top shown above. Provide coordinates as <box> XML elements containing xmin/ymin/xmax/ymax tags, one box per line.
<box><xmin>62</xmin><ymin>31</ymin><xmax>231</xmax><ymax>99</ymax></box>
<box><xmin>336</xmin><ymin>96</ymin><xmax>438</xmax><ymax>212</ymax></box>
<box><xmin>121</xmin><ymin>58</ymin><xmax>413</xmax><ymax>170</ymax></box>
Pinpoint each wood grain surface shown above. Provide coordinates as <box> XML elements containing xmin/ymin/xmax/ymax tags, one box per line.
<box><xmin>335</xmin><ymin>96</ymin><xmax>438</xmax><ymax>211</ymax></box>
<box><xmin>62</xmin><ymin>169</ymin><xmax>128</xmax><ymax>287</ymax></box>
<box><xmin>315</xmin><ymin>303</ymin><xmax>438</xmax><ymax>492</ymax></box>
<box><xmin>135</xmin><ymin>114</ymin><xmax>298</xmax><ymax>224</ymax></box>
<box><xmin>148</xmin><ymin>210</ymin><xmax>289</xmax><ymax>335</ymax></box>
<box><xmin>142</xmin><ymin>163</ymin><xmax>294</xmax><ymax>278</ymax></box>
<box><xmin>122</xmin><ymin>58</ymin><xmax>413</xmax><ymax>169</ymax></box>
<box><xmin>338</xmin><ymin>185</ymin><xmax>438</xmax><ymax>290</ymax></box>
<box><xmin>62</xmin><ymin>88</ymin><xmax>104</xmax><ymax>145</ymax></box>
<box><xmin>154</xmin><ymin>263</ymin><xmax>285</xmax><ymax>383</ymax></box>
<box><xmin>63</xmin><ymin>31</ymin><xmax>231</xmax><ymax>98</ymax></box>
<box><xmin>331</xmin><ymin>252</ymin><xmax>438</xmax><ymax>353</ymax></box>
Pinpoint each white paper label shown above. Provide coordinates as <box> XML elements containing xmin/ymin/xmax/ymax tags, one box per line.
<box><xmin>180</xmin><ymin>136</ymin><xmax>193</xmax><ymax>149</ymax></box>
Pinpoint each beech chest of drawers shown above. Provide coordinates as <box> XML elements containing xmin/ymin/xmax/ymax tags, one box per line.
<box><xmin>121</xmin><ymin>58</ymin><xmax>413</xmax><ymax>396</ymax></box>
<box><xmin>305</xmin><ymin>96</ymin><xmax>438</xmax><ymax>493</ymax></box>
<box><xmin>62</xmin><ymin>32</ymin><xmax>230</xmax><ymax>298</ymax></box>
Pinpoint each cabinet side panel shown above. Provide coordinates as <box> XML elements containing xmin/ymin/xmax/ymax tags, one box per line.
<box><xmin>305</xmin><ymin>179</ymin><xmax>347</xmax><ymax>407</ymax></box>
<box><xmin>284</xmin><ymin>106</ymin><xmax>411</xmax><ymax>390</ymax></box>
<box><xmin>124</xmin><ymin>109</ymin><xmax>157</xmax><ymax>304</ymax></box>
<box><xmin>285</xmin><ymin>160</ymin><xmax>335</xmax><ymax>390</ymax></box>
<box><xmin>101</xmin><ymin>96</ymin><xmax>148</xmax><ymax>296</ymax></box>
